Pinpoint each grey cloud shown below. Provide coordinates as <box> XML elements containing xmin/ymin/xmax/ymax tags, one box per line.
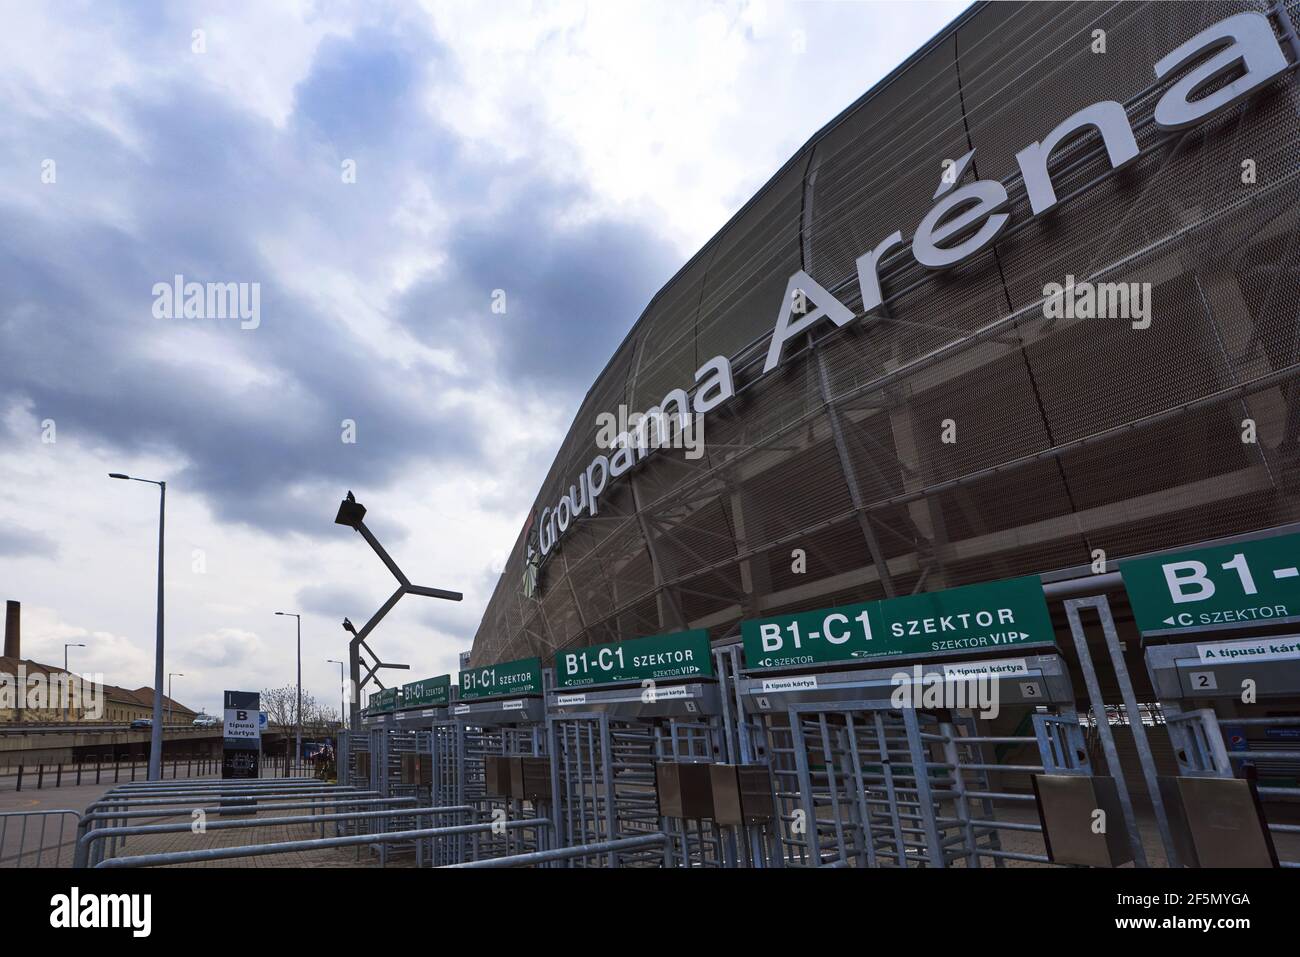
<box><xmin>393</xmin><ymin>172</ymin><xmax>682</xmax><ymax>393</ymax></box>
<box><xmin>0</xmin><ymin>525</ymin><xmax>59</xmax><ymax>559</ymax></box>
<box><xmin>295</xmin><ymin>583</ymin><xmax>378</xmax><ymax>621</ymax></box>
<box><xmin>0</xmin><ymin>17</ymin><xmax>681</xmax><ymax>549</ymax></box>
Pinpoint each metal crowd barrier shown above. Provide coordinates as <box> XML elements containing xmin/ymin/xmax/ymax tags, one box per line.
<box><xmin>0</xmin><ymin>809</ymin><xmax>81</xmax><ymax>868</ymax></box>
<box><xmin>78</xmin><ymin>804</ymin><xmax>474</xmax><ymax>868</ymax></box>
<box><xmin>93</xmin><ymin>816</ymin><xmax>553</xmax><ymax>867</ymax></box>
<box><xmin>75</xmin><ymin>796</ymin><xmax>419</xmax><ymax>867</ymax></box>
<box><xmin>444</xmin><ymin>832</ymin><xmax>670</xmax><ymax>868</ymax></box>
<box><xmin>79</xmin><ymin>782</ymin><xmax>384</xmax><ymax>867</ymax></box>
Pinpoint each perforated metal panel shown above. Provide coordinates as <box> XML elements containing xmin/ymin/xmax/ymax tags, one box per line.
<box><xmin>473</xmin><ymin>1</ymin><xmax>1300</xmax><ymax>665</ymax></box>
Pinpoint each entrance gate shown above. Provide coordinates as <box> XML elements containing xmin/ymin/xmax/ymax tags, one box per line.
<box><xmin>546</xmin><ymin>666</ymin><xmax>732</xmax><ymax>867</ymax></box>
<box><xmin>345</xmin><ymin>715</ymin><xmax>384</xmax><ymax>792</ymax></box>
<box><xmin>391</xmin><ymin>704</ymin><xmax>446</xmax><ymax>807</ymax></box>
<box><xmin>1145</xmin><ymin>638</ymin><xmax>1300</xmax><ymax>867</ymax></box>
<box><xmin>432</xmin><ymin>692</ymin><xmax>550</xmax><ymax>864</ymax></box>
<box><xmin>733</xmin><ymin>651</ymin><xmax>1082</xmax><ymax>867</ymax></box>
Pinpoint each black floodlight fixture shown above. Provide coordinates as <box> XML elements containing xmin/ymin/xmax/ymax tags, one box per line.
<box><xmin>335</xmin><ymin>490</ymin><xmax>367</xmax><ymax>529</ymax></box>
<box><xmin>108</xmin><ymin>472</ymin><xmax>130</xmax><ymax>480</ymax></box>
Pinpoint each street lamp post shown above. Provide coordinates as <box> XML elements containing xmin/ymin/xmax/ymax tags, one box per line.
<box><xmin>63</xmin><ymin>642</ymin><xmax>85</xmax><ymax>722</ymax></box>
<box><xmin>276</xmin><ymin>611</ymin><xmax>302</xmax><ymax>765</ymax></box>
<box><xmin>167</xmin><ymin>672</ymin><xmax>184</xmax><ymax>725</ymax></box>
<box><xmin>109</xmin><ymin>472</ymin><xmax>166</xmax><ymax>781</ymax></box>
<box><xmin>333</xmin><ymin>492</ymin><xmax>461</xmax><ymax>731</ymax></box>
<box><xmin>326</xmin><ymin>658</ymin><xmax>345</xmax><ymax>729</ymax></box>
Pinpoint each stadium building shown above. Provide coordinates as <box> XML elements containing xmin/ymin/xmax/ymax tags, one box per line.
<box><xmin>469</xmin><ymin>0</ymin><xmax>1300</xmax><ymax>689</ymax></box>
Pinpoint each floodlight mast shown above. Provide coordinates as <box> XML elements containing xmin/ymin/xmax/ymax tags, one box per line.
<box><xmin>334</xmin><ymin>491</ymin><xmax>462</xmax><ymax>730</ymax></box>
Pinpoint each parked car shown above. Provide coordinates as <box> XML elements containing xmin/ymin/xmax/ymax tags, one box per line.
<box><xmin>192</xmin><ymin>714</ymin><xmax>221</xmax><ymax>727</ymax></box>
<box><xmin>129</xmin><ymin>717</ymin><xmax>152</xmax><ymax>730</ymax></box>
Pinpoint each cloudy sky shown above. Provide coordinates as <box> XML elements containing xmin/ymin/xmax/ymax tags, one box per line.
<box><xmin>0</xmin><ymin>0</ymin><xmax>965</xmax><ymax>719</ymax></box>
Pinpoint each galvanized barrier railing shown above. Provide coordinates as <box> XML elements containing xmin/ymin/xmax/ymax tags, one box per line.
<box><xmin>0</xmin><ymin>810</ymin><xmax>81</xmax><ymax>868</ymax></box>
<box><xmin>81</xmin><ymin>784</ymin><xmax>383</xmax><ymax>866</ymax></box>
<box><xmin>85</xmin><ymin>785</ymin><xmax>371</xmax><ymax>808</ymax></box>
<box><xmin>92</xmin><ymin>781</ymin><xmax>337</xmax><ymax>799</ymax></box>
<box><xmin>444</xmin><ymin>832</ymin><xmax>669</xmax><ymax>868</ymax></box>
<box><xmin>107</xmin><ymin>780</ymin><xmax>330</xmax><ymax>788</ymax></box>
<box><xmin>94</xmin><ymin>816</ymin><xmax>553</xmax><ymax>867</ymax></box>
<box><xmin>79</xmin><ymin>804</ymin><xmax>474</xmax><ymax>868</ymax></box>
<box><xmin>84</xmin><ymin>789</ymin><xmax>350</xmax><ymax>814</ymax></box>
<box><xmin>75</xmin><ymin>796</ymin><xmax>421</xmax><ymax>867</ymax></box>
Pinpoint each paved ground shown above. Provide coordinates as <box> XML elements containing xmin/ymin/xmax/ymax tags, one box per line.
<box><xmin>4</xmin><ymin>776</ymin><xmax>1296</xmax><ymax>869</ymax></box>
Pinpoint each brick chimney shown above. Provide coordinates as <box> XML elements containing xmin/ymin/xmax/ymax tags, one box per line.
<box><xmin>3</xmin><ymin>600</ymin><xmax>17</xmax><ymax>659</ymax></box>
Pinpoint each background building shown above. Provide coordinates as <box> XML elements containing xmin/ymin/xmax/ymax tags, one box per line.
<box><xmin>470</xmin><ymin>0</ymin><xmax>1300</xmax><ymax>668</ymax></box>
<box><xmin>0</xmin><ymin>601</ymin><xmax>196</xmax><ymax>723</ymax></box>
<box><xmin>100</xmin><ymin>686</ymin><xmax>196</xmax><ymax>725</ymax></box>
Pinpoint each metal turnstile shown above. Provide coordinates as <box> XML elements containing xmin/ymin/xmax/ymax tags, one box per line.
<box><xmin>435</xmin><ymin>694</ymin><xmax>551</xmax><ymax>863</ymax></box>
<box><xmin>1145</xmin><ymin>637</ymin><xmax>1300</xmax><ymax>867</ymax></box>
<box><xmin>348</xmin><ymin>714</ymin><xmax>387</xmax><ymax>791</ymax></box>
<box><xmin>733</xmin><ymin>650</ymin><xmax>1086</xmax><ymax>867</ymax></box>
<box><xmin>546</xmin><ymin>665</ymin><xmax>740</xmax><ymax>867</ymax></box>
<box><xmin>392</xmin><ymin>707</ymin><xmax>444</xmax><ymax>805</ymax></box>
<box><xmin>387</xmin><ymin>705</ymin><xmax>448</xmax><ymax>862</ymax></box>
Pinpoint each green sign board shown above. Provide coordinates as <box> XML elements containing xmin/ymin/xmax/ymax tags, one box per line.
<box><xmin>742</xmin><ymin>575</ymin><xmax>1053</xmax><ymax>670</ymax></box>
<box><xmin>459</xmin><ymin>657</ymin><xmax>543</xmax><ymax>700</ymax></box>
<box><xmin>556</xmin><ymin>629</ymin><xmax>713</xmax><ymax>689</ymax></box>
<box><xmin>1121</xmin><ymin>533</ymin><xmax>1300</xmax><ymax>635</ymax></box>
<box><xmin>369</xmin><ymin>687</ymin><xmax>398</xmax><ymax>713</ymax></box>
<box><xmin>400</xmin><ymin>675</ymin><xmax>451</xmax><ymax>709</ymax></box>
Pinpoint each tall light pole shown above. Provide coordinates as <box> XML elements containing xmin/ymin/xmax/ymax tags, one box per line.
<box><xmin>167</xmin><ymin>672</ymin><xmax>184</xmax><ymax>725</ymax></box>
<box><xmin>63</xmin><ymin>642</ymin><xmax>85</xmax><ymax>722</ymax></box>
<box><xmin>326</xmin><ymin>658</ymin><xmax>345</xmax><ymax>729</ymax></box>
<box><xmin>276</xmin><ymin>611</ymin><xmax>302</xmax><ymax>763</ymax></box>
<box><xmin>109</xmin><ymin>472</ymin><xmax>166</xmax><ymax>781</ymax></box>
<box><xmin>334</xmin><ymin>492</ymin><xmax>460</xmax><ymax>731</ymax></box>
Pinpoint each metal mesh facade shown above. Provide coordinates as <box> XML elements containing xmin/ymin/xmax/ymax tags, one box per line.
<box><xmin>472</xmin><ymin>0</ymin><xmax>1300</xmax><ymax>666</ymax></box>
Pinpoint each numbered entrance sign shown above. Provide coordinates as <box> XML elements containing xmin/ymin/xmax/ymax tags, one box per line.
<box><xmin>741</xmin><ymin>574</ymin><xmax>1053</xmax><ymax>671</ymax></box>
<box><xmin>556</xmin><ymin>630</ymin><xmax>713</xmax><ymax>689</ymax></box>
<box><xmin>459</xmin><ymin>657</ymin><xmax>543</xmax><ymax>701</ymax></box>
<box><xmin>1121</xmin><ymin>533</ymin><xmax>1300</xmax><ymax>636</ymax></box>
